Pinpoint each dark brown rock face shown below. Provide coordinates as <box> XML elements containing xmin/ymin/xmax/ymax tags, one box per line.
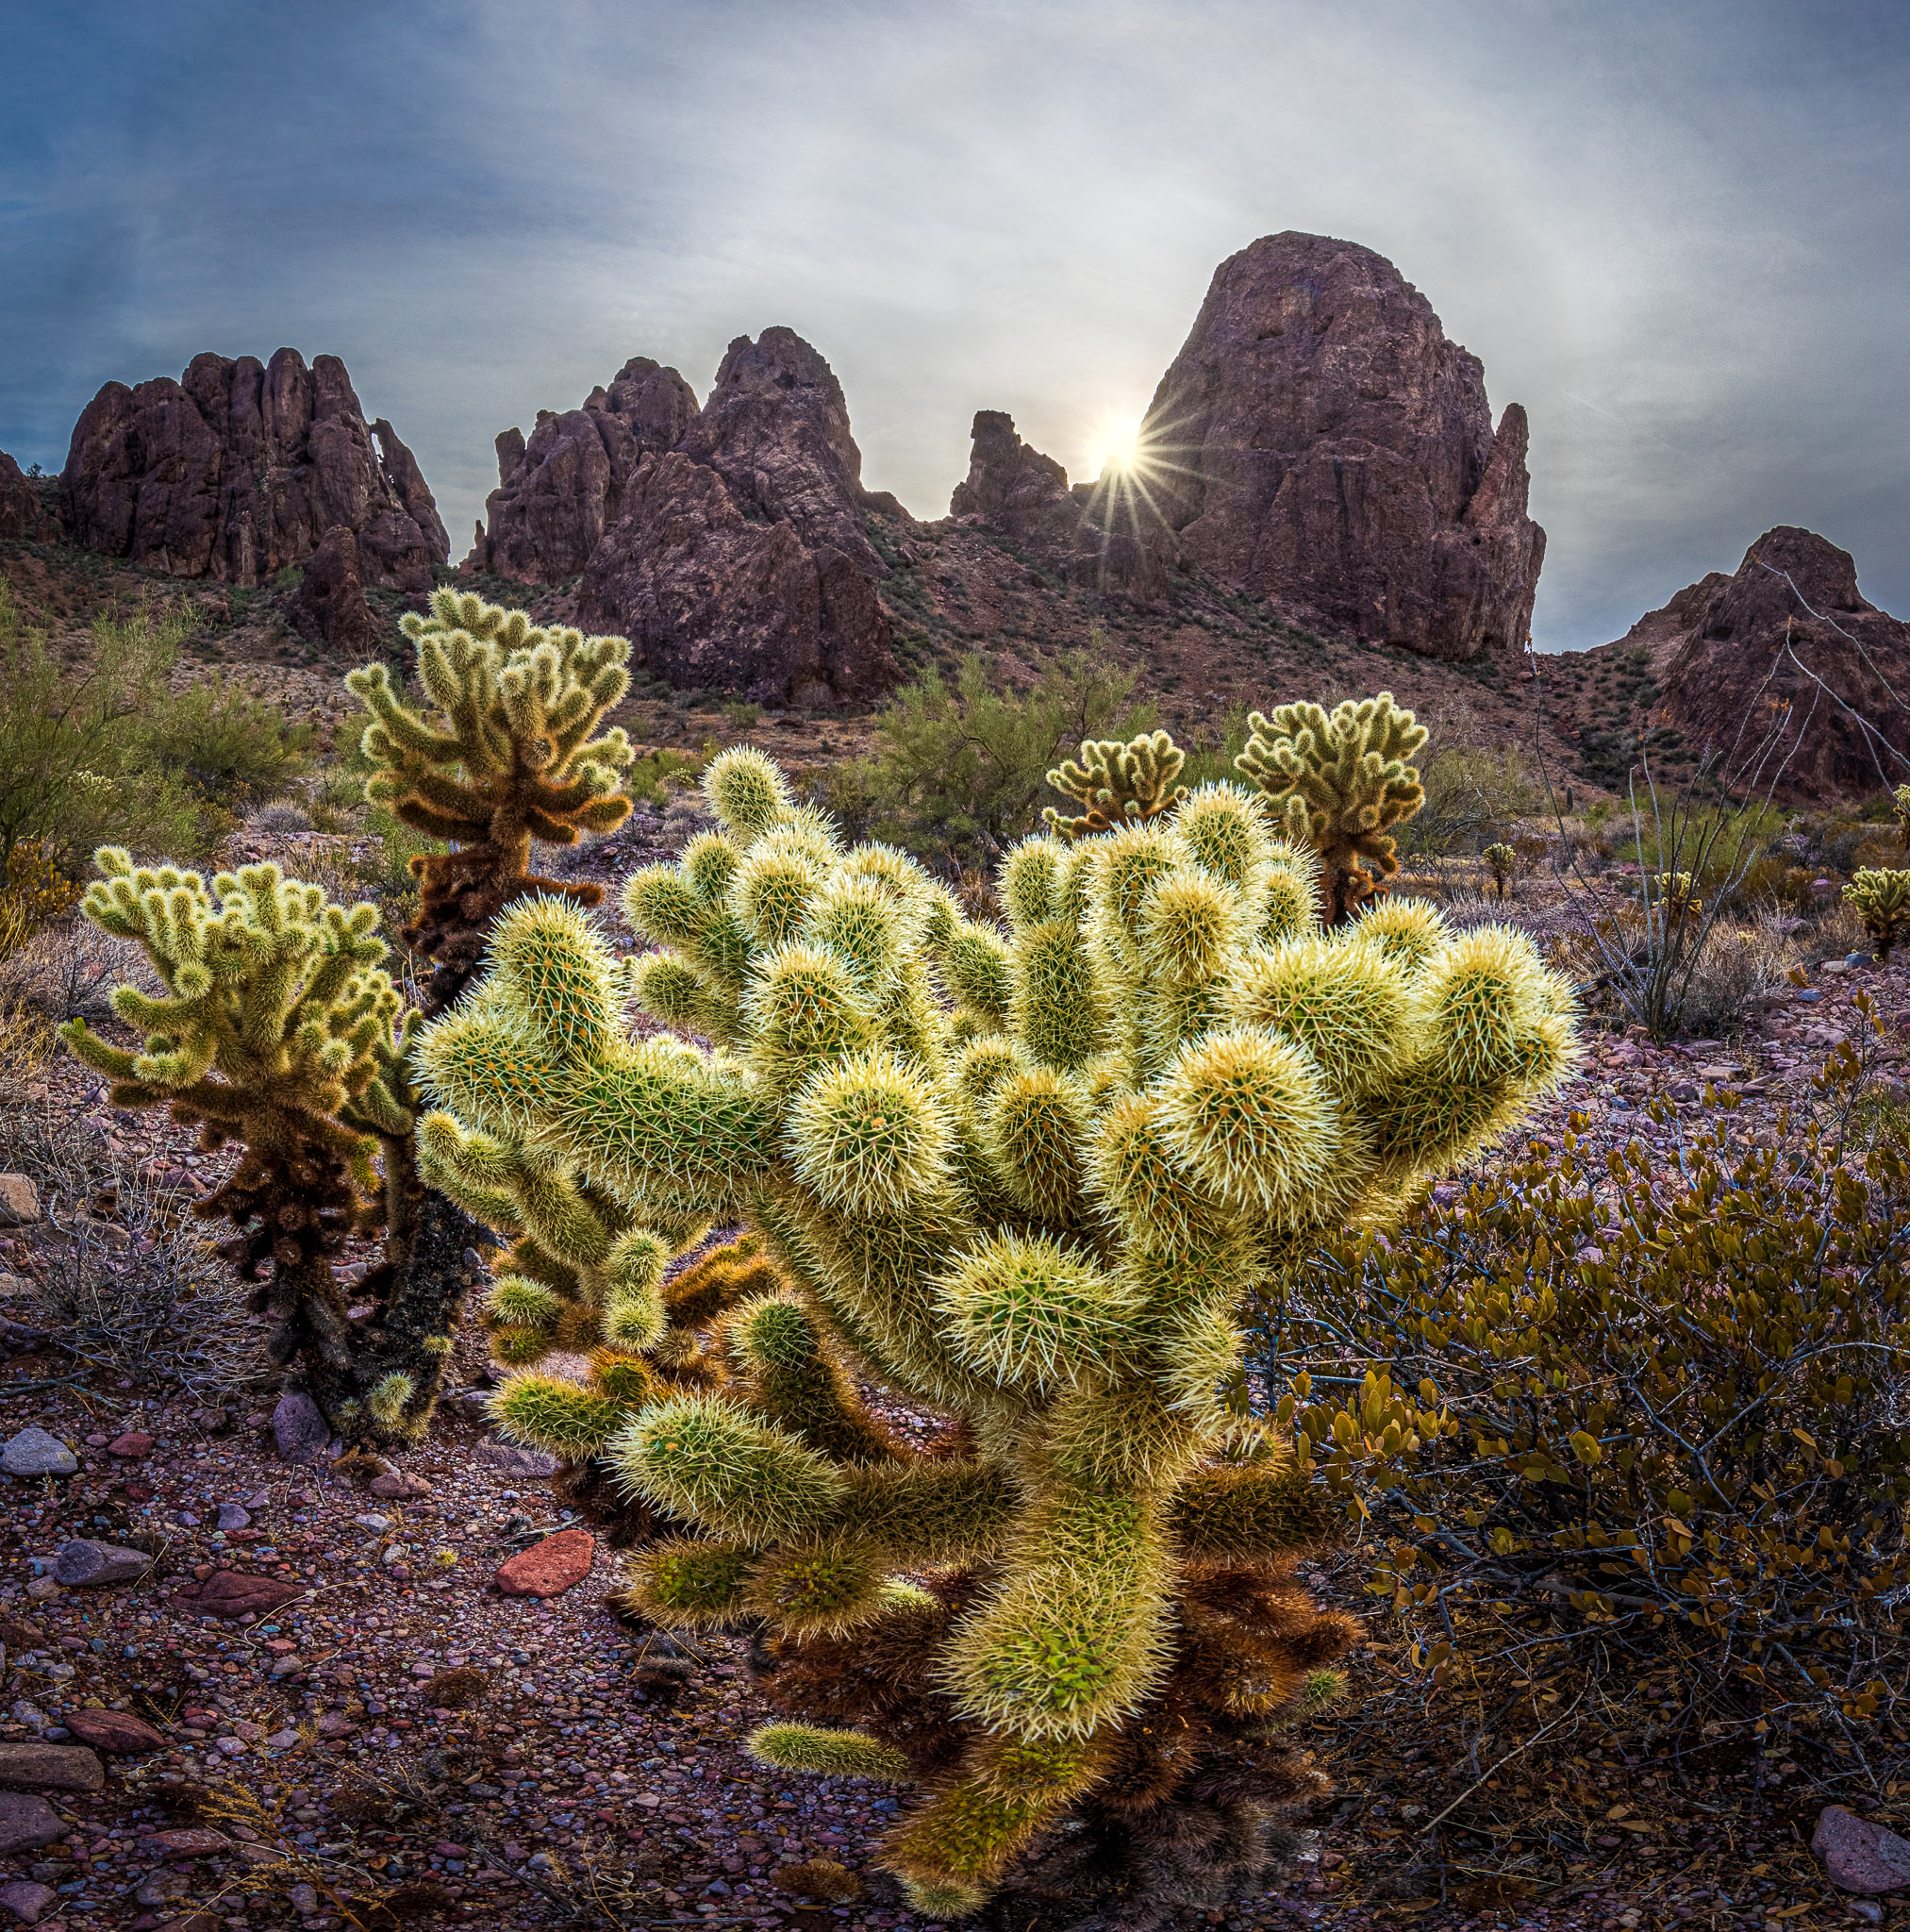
<box><xmin>60</xmin><ymin>349</ymin><xmax>448</xmax><ymax>590</ymax></box>
<box><xmin>289</xmin><ymin>525</ymin><xmax>380</xmax><ymax>655</ymax></box>
<box><xmin>468</xmin><ymin>358</ymin><xmax>700</xmax><ymax>581</ymax></box>
<box><xmin>1615</xmin><ymin>525</ymin><xmax>1910</xmax><ymax>799</ymax></box>
<box><xmin>573</xmin><ymin>330</ymin><xmax>896</xmax><ymax>707</ymax></box>
<box><xmin>949</xmin><ymin>411</ymin><xmax>1077</xmax><ymax>547</ymax></box>
<box><xmin>1135</xmin><ymin>232</ymin><xmax>1544</xmax><ymax>659</ymax></box>
<box><xmin>0</xmin><ymin>451</ymin><xmax>59</xmax><ymax>541</ymax></box>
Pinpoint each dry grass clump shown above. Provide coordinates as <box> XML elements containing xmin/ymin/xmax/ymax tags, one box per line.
<box><xmin>0</xmin><ymin>911</ymin><xmax>149</xmax><ymax>1022</ymax></box>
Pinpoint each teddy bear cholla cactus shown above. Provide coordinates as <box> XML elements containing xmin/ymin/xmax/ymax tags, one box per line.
<box><xmin>1043</xmin><ymin>728</ymin><xmax>1188</xmax><ymax>839</ymax></box>
<box><xmin>346</xmin><ymin>589</ymin><xmax>636</xmax><ymax>1016</ymax></box>
<box><xmin>59</xmin><ymin>853</ymin><xmax>463</xmax><ymax>1441</ymax></box>
<box><xmin>414</xmin><ymin>745</ymin><xmax>1578</xmax><ymax>1917</ymax></box>
<box><xmin>1845</xmin><ymin>868</ymin><xmax>1910</xmax><ymax>962</ymax></box>
<box><xmin>1237</xmin><ymin>692</ymin><xmax>1427</xmax><ymax>924</ymax></box>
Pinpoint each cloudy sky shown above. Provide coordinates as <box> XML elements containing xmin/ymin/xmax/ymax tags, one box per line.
<box><xmin>3</xmin><ymin>0</ymin><xmax>1905</xmax><ymax>648</ymax></box>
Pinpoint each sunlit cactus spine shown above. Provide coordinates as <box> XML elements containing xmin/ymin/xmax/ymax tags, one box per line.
<box><xmin>1237</xmin><ymin>692</ymin><xmax>1428</xmax><ymax>924</ymax></box>
<box><xmin>1845</xmin><ymin>868</ymin><xmax>1910</xmax><ymax>961</ymax></box>
<box><xmin>58</xmin><ymin>853</ymin><xmax>458</xmax><ymax>1441</ymax></box>
<box><xmin>347</xmin><ymin>588</ymin><xmax>636</xmax><ymax>1015</ymax></box>
<box><xmin>1043</xmin><ymin>728</ymin><xmax>1188</xmax><ymax>839</ymax></box>
<box><xmin>1484</xmin><ymin>841</ymin><xmax>1516</xmax><ymax>899</ymax></box>
<box><xmin>412</xmin><ymin>733</ymin><xmax>1579</xmax><ymax>1918</ymax></box>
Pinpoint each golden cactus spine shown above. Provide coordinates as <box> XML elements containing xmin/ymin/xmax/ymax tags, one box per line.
<box><xmin>413</xmin><ymin>737</ymin><xmax>1578</xmax><ymax>1915</ymax></box>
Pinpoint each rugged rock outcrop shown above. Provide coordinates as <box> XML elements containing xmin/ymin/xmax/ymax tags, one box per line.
<box><xmin>561</xmin><ymin>330</ymin><xmax>895</xmax><ymax>707</ymax></box>
<box><xmin>1610</xmin><ymin>526</ymin><xmax>1910</xmax><ymax>799</ymax></box>
<box><xmin>949</xmin><ymin>409</ymin><xmax>1076</xmax><ymax>546</ymax></box>
<box><xmin>60</xmin><ymin>349</ymin><xmax>448</xmax><ymax>590</ymax></box>
<box><xmin>1132</xmin><ymin>231</ymin><xmax>1543</xmax><ymax>659</ymax></box>
<box><xmin>466</xmin><ymin>358</ymin><xmax>700</xmax><ymax>581</ymax></box>
<box><xmin>288</xmin><ymin>525</ymin><xmax>381</xmax><ymax>655</ymax></box>
<box><xmin>0</xmin><ymin>451</ymin><xmax>59</xmax><ymax>541</ymax></box>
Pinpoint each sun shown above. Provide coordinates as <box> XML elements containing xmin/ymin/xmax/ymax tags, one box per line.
<box><xmin>1084</xmin><ymin>411</ymin><xmax>1144</xmax><ymax>481</ymax></box>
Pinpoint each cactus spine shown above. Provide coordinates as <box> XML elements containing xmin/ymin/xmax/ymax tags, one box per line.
<box><xmin>414</xmin><ymin>736</ymin><xmax>1578</xmax><ymax>1915</ymax></box>
<box><xmin>1236</xmin><ymin>693</ymin><xmax>1427</xmax><ymax>924</ymax></box>
<box><xmin>59</xmin><ymin>854</ymin><xmax>458</xmax><ymax>1441</ymax></box>
<box><xmin>347</xmin><ymin>589</ymin><xmax>635</xmax><ymax>1014</ymax></box>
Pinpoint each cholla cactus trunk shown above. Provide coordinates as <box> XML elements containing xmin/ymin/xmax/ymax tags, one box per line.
<box><xmin>414</xmin><ymin>744</ymin><xmax>1578</xmax><ymax>1917</ymax></box>
<box><xmin>59</xmin><ymin>854</ymin><xmax>461</xmax><ymax>1441</ymax></box>
<box><xmin>348</xmin><ymin>588</ymin><xmax>636</xmax><ymax>1017</ymax></box>
<box><xmin>1236</xmin><ymin>693</ymin><xmax>1427</xmax><ymax>925</ymax></box>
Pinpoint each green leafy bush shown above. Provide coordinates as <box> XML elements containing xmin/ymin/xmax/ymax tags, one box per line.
<box><xmin>833</xmin><ymin>647</ymin><xmax>1152</xmax><ymax>865</ymax></box>
<box><xmin>147</xmin><ymin>675</ymin><xmax>313</xmax><ymax>809</ymax></box>
<box><xmin>1398</xmin><ymin>742</ymin><xmax>1540</xmax><ymax>858</ymax></box>
<box><xmin>1262</xmin><ymin>1022</ymin><xmax>1910</xmax><ymax>1730</ymax></box>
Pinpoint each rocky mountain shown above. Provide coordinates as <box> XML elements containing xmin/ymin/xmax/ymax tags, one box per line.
<box><xmin>945</xmin><ymin>233</ymin><xmax>1544</xmax><ymax>658</ymax></box>
<box><xmin>1562</xmin><ymin>526</ymin><xmax>1910</xmax><ymax>801</ymax></box>
<box><xmin>60</xmin><ymin>349</ymin><xmax>448</xmax><ymax>591</ymax></box>
<box><xmin>0</xmin><ymin>450</ymin><xmax>59</xmax><ymax>542</ymax></box>
<box><xmin>288</xmin><ymin>525</ymin><xmax>381</xmax><ymax>656</ymax></box>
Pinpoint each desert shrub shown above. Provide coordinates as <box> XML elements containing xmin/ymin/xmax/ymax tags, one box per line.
<box><xmin>839</xmin><ymin>646</ymin><xmax>1152</xmax><ymax>865</ymax></box>
<box><xmin>0</xmin><ymin>909</ymin><xmax>149</xmax><ymax>1024</ymax></box>
<box><xmin>247</xmin><ymin>798</ymin><xmax>315</xmax><ymax>837</ymax></box>
<box><xmin>1261</xmin><ymin>1020</ymin><xmax>1910</xmax><ymax>1733</ymax></box>
<box><xmin>1672</xmin><ymin>911</ymin><xmax>1802</xmax><ymax>1035</ymax></box>
<box><xmin>149</xmin><ymin>675</ymin><xmax>312</xmax><ymax>809</ymax></box>
<box><xmin>0</xmin><ymin>587</ymin><xmax>201</xmax><ymax>870</ymax></box>
<box><xmin>722</xmin><ymin>699</ymin><xmax>762</xmax><ymax>730</ymax></box>
<box><xmin>1398</xmin><ymin>742</ymin><xmax>1540</xmax><ymax>858</ymax></box>
<box><xmin>626</xmin><ymin>745</ymin><xmax>704</xmax><ymax>806</ymax></box>
<box><xmin>28</xmin><ymin>1163</ymin><xmax>266</xmax><ymax>1395</ymax></box>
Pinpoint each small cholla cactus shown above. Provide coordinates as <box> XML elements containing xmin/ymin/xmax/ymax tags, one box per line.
<box><xmin>1894</xmin><ymin>784</ymin><xmax>1910</xmax><ymax>853</ymax></box>
<box><xmin>414</xmin><ymin>743</ymin><xmax>1579</xmax><ymax>1918</ymax></box>
<box><xmin>347</xmin><ymin>589</ymin><xmax>636</xmax><ymax>1016</ymax></box>
<box><xmin>1483</xmin><ymin>842</ymin><xmax>1517</xmax><ymax>899</ymax></box>
<box><xmin>1845</xmin><ymin>868</ymin><xmax>1910</xmax><ymax>961</ymax></box>
<box><xmin>58</xmin><ymin>853</ymin><xmax>459</xmax><ymax>1441</ymax></box>
<box><xmin>1042</xmin><ymin>728</ymin><xmax>1188</xmax><ymax>839</ymax></box>
<box><xmin>1656</xmin><ymin>871</ymin><xmax>1702</xmax><ymax>921</ymax></box>
<box><xmin>1236</xmin><ymin>693</ymin><xmax>1428</xmax><ymax>924</ymax></box>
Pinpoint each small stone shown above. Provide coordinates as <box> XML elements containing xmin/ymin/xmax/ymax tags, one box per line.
<box><xmin>368</xmin><ymin>1472</ymin><xmax>432</xmax><ymax>1499</ymax></box>
<box><xmin>352</xmin><ymin>1513</ymin><xmax>392</xmax><ymax>1533</ymax></box>
<box><xmin>0</xmin><ymin>1179</ymin><xmax>38</xmax><ymax>1228</ymax></box>
<box><xmin>472</xmin><ymin>1441</ymin><xmax>558</xmax><ymax>1478</ymax></box>
<box><xmin>315</xmin><ymin>1714</ymin><xmax>355</xmax><ymax>1739</ymax></box>
<box><xmin>60</xmin><ymin>1709</ymin><xmax>164</xmax><ymax>1755</ymax></box>
<box><xmin>8</xmin><ymin>1704</ymin><xmax>50</xmax><ymax>1737</ymax></box>
<box><xmin>216</xmin><ymin>1505</ymin><xmax>251</xmax><ymax>1532</ymax></box>
<box><xmin>1816</xmin><ymin>1806</ymin><xmax>1910</xmax><ymax>1894</ymax></box>
<box><xmin>190</xmin><ymin>1572</ymin><xmax>307</xmax><ymax>1619</ymax></box>
<box><xmin>0</xmin><ymin>1878</ymin><xmax>57</xmax><ymax>1925</ymax></box>
<box><xmin>272</xmin><ymin>1391</ymin><xmax>330</xmax><ymax>1466</ymax></box>
<box><xmin>0</xmin><ymin>1430</ymin><xmax>75</xmax><ymax>1479</ymax></box>
<box><xmin>149</xmin><ymin>1828</ymin><xmax>233</xmax><ymax>1857</ymax></box>
<box><xmin>0</xmin><ymin>1794</ymin><xmax>63</xmax><ymax>1856</ymax></box>
<box><xmin>493</xmin><ymin>1528</ymin><xmax>594</xmax><ymax>1598</ymax></box>
<box><xmin>1847</xmin><ymin>1903</ymin><xmax>1885</xmax><ymax>1925</ymax></box>
<box><xmin>53</xmin><ymin>1539</ymin><xmax>152</xmax><ymax>1587</ymax></box>
<box><xmin>21</xmin><ymin>1581</ymin><xmax>57</xmax><ymax>1605</ymax></box>
<box><xmin>105</xmin><ymin>1432</ymin><xmax>154</xmax><ymax>1459</ymax></box>
<box><xmin>0</xmin><ymin>1742</ymin><xmax>102</xmax><ymax>1793</ymax></box>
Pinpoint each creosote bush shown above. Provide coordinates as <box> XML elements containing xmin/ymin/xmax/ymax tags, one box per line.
<box><xmin>415</xmin><ymin>733</ymin><xmax>1578</xmax><ymax>1918</ymax></box>
<box><xmin>1259</xmin><ymin>1019</ymin><xmax>1910</xmax><ymax>1733</ymax></box>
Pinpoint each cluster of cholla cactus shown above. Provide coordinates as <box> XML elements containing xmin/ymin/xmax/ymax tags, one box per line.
<box><xmin>347</xmin><ymin>589</ymin><xmax>636</xmax><ymax>1016</ymax></box>
<box><xmin>1654</xmin><ymin>871</ymin><xmax>1702</xmax><ymax>922</ymax></box>
<box><xmin>1892</xmin><ymin>784</ymin><xmax>1910</xmax><ymax>854</ymax></box>
<box><xmin>1236</xmin><ymin>694</ymin><xmax>1427</xmax><ymax>924</ymax></box>
<box><xmin>1483</xmin><ymin>842</ymin><xmax>1516</xmax><ymax>899</ymax></box>
<box><xmin>1043</xmin><ymin>728</ymin><xmax>1188</xmax><ymax>839</ymax></box>
<box><xmin>1846</xmin><ymin>868</ymin><xmax>1910</xmax><ymax>962</ymax></box>
<box><xmin>415</xmin><ymin>736</ymin><xmax>1578</xmax><ymax>1918</ymax></box>
<box><xmin>59</xmin><ymin>854</ymin><xmax>463</xmax><ymax>1441</ymax></box>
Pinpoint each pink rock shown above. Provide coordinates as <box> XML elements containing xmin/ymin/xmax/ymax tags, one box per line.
<box><xmin>493</xmin><ymin>1527</ymin><xmax>594</xmax><ymax>1598</ymax></box>
<box><xmin>61</xmin><ymin>1709</ymin><xmax>164</xmax><ymax>1755</ymax></box>
<box><xmin>368</xmin><ymin>1472</ymin><xmax>432</xmax><ymax>1499</ymax></box>
<box><xmin>106</xmin><ymin>1432</ymin><xmax>154</xmax><ymax>1459</ymax></box>
<box><xmin>1815</xmin><ymin>1806</ymin><xmax>1910</xmax><ymax>1893</ymax></box>
<box><xmin>147</xmin><ymin>1827</ymin><xmax>230</xmax><ymax>1856</ymax></box>
<box><xmin>190</xmin><ymin>1571</ymin><xmax>307</xmax><ymax>1619</ymax></box>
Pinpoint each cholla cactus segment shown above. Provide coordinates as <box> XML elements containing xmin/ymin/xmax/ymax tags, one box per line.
<box><xmin>1483</xmin><ymin>841</ymin><xmax>1516</xmax><ymax>898</ymax></box>
<box><xmin>1044</xmin><ymin>730</ymin><xmax>1188</xmax><ymax>840</ymax></box>
<box><xmin>1654</xmin><ymin>871</ymin><xmax>1702</xmax><ymax>920</ymax></box>
<box><xmin>58</xmin><ymin>852</ymin><xmax>463</xmax><ymax>1442</ymax></box>
<box><xmin>1894</xmin><ymin>785</ymin><xmax>1910</xmax><ymax>852</ymax></box>
<box><xmin>346</xmin><ymin>587</ymin><xmax>634</xmax><ymax>1014</ymax></box>
<box><xmin>1237</xmin><ymin>693</ymin><xmax>1428</xmax><ymax>924</ymax></box>
<box><xmin>1846</xmin><ymin>867</ymin><xmax>1910</xmax><ymax>960</ymax></box>
<box><xmin>412</xmin><ymin>742</ymin><xmax>1578</xmax><ymax>1913</ymax></box>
